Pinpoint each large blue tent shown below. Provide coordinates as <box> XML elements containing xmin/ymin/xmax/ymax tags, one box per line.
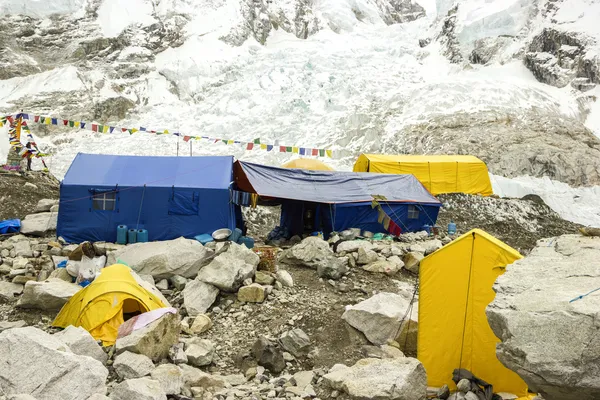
<box><xmin>234</xmin><ymin>161</ymin><xmax>441</xmax><ymax>237</ymax></box>
<box><xmin>58</xmin><ymin>153</ymin><xmax>240</xmax><ymax>243</ymax></box>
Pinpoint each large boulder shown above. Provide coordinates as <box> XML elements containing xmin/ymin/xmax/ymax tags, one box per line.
<box><xmin>113</xmin><ymin>351</ymin><xmax>155</xmax><ymax>379</ymax></box>
<box><xmin>54</xmin><ymin>325</ymin><xmax>108</xmax><ymax>364</ymax></box>
<box><xmin>252</xmin><ymin>336</ymin><xmax>285</xmax><ymax>374</ymax></box>
<box><xmin>196</xmin><ymin>243</ymin><xmax>259</xmax><ymax>292</ymax></box>
<box><xmin>185</xmin><ymin>338</ymin><xmax>215</xmax><ymax>367</ymax></box>
<box><xmin>116</xmin><ymin>313</ymin><xmax>180</xmax><ymax>362</ymax></box>
<box><xmin>342</xmin><ymin>292</ymin><xmax>418</xmax><ymax>353</ymax></box>
<box><xmin>107</xmin><ymin>237</ymin><xmax>213</xmax><ymax>279</ymax></box>
<box><xmin>323</xmin><ymin>357</ymin><xmax>427</xmax><ymax>400</ymax></box>
<box><xmin>279</xmin><ymin>328</ymin><xmax>311</xmax><ymax>358</ymax></box>
<box><xmin>0</xmin><ymin>281</ymin><xmax>23</xmax><ymax>302</ymax></box>
<box><xmin>16</xmin><ymin>279</ymin><xmax>81</xmax><ymax>311</ymax></box>
<box><xmin>335</xmin><ymin>240</ymin><xmax>375</xmax><ymax>253</ymax></box>
<box><xmin>13</xmin><ymin>241</ymin><xmax>32</xmax><ymax>257</ymax></box>
<box><xmin>237</xmin><ymin>283</ymin><xmax>266</xmax><ymax>303</ymax></box>
<box><xmin>279</xmin><ymin>237</ymin><xmax>333</xmax><ymax>269</ymax></box>
<box><xmin>0</xmin><ymin>327</ymin><xmax>108</xmax><ymax>400</ymax></box>
<box><xmin>150</xmin><ymin>364</ymin><xmax>184</xmax><ymax>395</ymax></box>
<box><xmin>35</xmin><ymin>199</ymin><xmax>59</xmax><ymax>213</ymax></box>
<box><xmin>182</xmin><ymin>279</ymin><xmax>219</xmax><ymax>316</ymax></box>
<box><xmin>20</xmin><ymin>213</ymin><xmax>57</xmax><ymax>236</ymax></box>
<box><xmin>109</xmin><ymin>378</ymin><xmax>166</xmax><ymax>400</ymax></box>
<box><xmin>487</xmin><ymin>235</ymin><xmax>600</xmax><ymax>400</ymax></box>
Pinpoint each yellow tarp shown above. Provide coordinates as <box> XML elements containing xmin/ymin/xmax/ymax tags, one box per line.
<box><xmin>353</xmin><ymin>154</ymin><xmax>493</xmax><ymax>196</ymax></box>
<box><xmin>53</xmin><ymin>264</ymin><xmax>166</xmax><ymax>346</ymax></box>
<box><xmin>282</xmin><ymin>159</ymin><xmax>334</xmax><ymax>171</ymax></box>
<box><xmin>418</xmin><ymin>229</ymin><xmax>528</xmax><ymax>397</ymax></box>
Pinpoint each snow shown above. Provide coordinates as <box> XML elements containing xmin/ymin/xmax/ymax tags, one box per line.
<box><xmin>587</xmin><ymin>87</ymin><xmax>600</xmax><ymax>138</ymax></box>
<box><xmin>97</xmin><ymin>0</ymin><xmax>156</xmax><ymax>38</ymax></box>
<box><xmin>0</xmin><ymin>0</ymin><xmax>86</xmax><ymax>17</ymax></box>
<box><xmin>0</xmin><ymin>124</ymin><xmax>8</xmax><ymax>165</ymax></box>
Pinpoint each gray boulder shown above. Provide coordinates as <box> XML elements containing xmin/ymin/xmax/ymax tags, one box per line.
<box><xmin>342</xmin><ymin>292</ymin><xmax>418</xmax><ymax>352</ymax></box>
<box><xmin>196</xmin><ymin>243</ymin><xmax>259</xmax><ymax>292</ymax></box>
<box><xmin>279</xmin><ymin>329</ymin><xmax>311</xmax><ymax>358</ymax></box>
<box><xmin>109</xmin><ymin>378</ymin><xmax>166</xmax><ymax>400</ymax></box>
<box><xmin>182</xmin><ymin>279</ymin><xmax>219</xmax><ymax>316</ymax></box>
<box><xmin>275</xmin><ymin>270</ymin><xmax>294</xmax><ymax>287</ymax></box>
<box><xmin>357</xmin><ymin>248</ymin><xmax>379</xmax><ymax>265</ymax></box>
<box><xmin>17</xmin><ymin>279</ymin><xmax>81</xmax><ymax>310</ymax></box>
<box><xmin>403</xmin><ymin>252</ymin><xmax>424</xmax><ymax>274</ymax></box>
<box><xmin>487</xmin><ymin>235</ymin><xmax>600</xmax><ymax>400</ymax></box>
<box><xmin>107</xmin><ymin>237</ymin><xmax>213</xmax><ymax>279</ymax></box>
<box><xmin>279</xmin><ymin>237</ymin><xmax>348</xmax><ymax>279</ymax></box>
<box><xmin>335</xmin><ymin>240</ymin><xmax>375</xmax><ymax>253</ymax></box>
<box><xmin>363</xmin><ymin>260</ymin><xmax>401</xmax><ymax>275</ymax></box>
<box><xmin>0</xmin><ymin>327</ymin><xmax>108</xmax><ymax>400</ymax></box>
<box><xmin>35</xmin><ymin>199</ymin><xmax>59</xmax><ymax>213</ymax></box>
<box><xmin>323</xmin><ymin>357</ymin><xmax>427</xmax><ymax>400</ymax></box>
<box><xmin>13</xmin><ymin>241</ymin><xmax>32</xmax><ymax>258</ymax></box>
<box><xmin>150</xmin><ymin>364</ymin><xmax>184</xmax><ymax>395</ymax></box>
<box><xmin>116</xmin><ymin>312</ymin><xmax>179</xmax><ymax>362</ymax></box>
<box><xmin>185</xmin><ymin>338</ymin><xmax>215</xmax><ymax>367</ymax></box>
<box><xmin>113</xmin><ymin>351</ymin><xmax>155</xmax><ymax>379</ymax></box>
<box><xmin>252</xmin><ymin>336</ymin><xmax>285</xmax><ymax>373</ymax></box>
<box><xmin>0</xmin><ymin>281</ymin><xmax>23</xmax><ymax>302</ymax></box>
<box><xmin>54</xmin><ymin>325</ymin><xmax>108</xmax><ymax>364</ymax></box>
<box><xmin>20</xmin><ymin>213</ymin><xmax>57</xmax><ymax>236</ymax></box>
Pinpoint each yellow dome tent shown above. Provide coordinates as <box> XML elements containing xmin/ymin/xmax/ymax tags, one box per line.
<box><xmin>282</xmin><ymin>159</ymin><xmax>334</xmax><ymax>171</ymax></box>
<box><xmin>353</xmin><ymin>154</ymin><xmax>493</xmax><ymax>196</ymax></box>
<box><xmin>418</xmin><ymin>229</ymin><xmax>530</xmax><ymax>398</ymax></box>
<box><xmin>53</xmin><ymin>264</ymin><xmax>166</xmax><ymax>346</ymax></box>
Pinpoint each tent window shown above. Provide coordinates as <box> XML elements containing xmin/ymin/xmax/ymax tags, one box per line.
<box><xmin>408</xmin><ymin>205</ymin><xmax>419</xmax><ymax>219</ymax></box>
<box><xmin>92</xmin><ymin>192</ymin><xmax>116</xmax><ymax>211</ymax></box>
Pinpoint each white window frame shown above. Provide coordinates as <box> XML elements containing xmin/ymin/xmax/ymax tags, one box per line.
<box><xmin>93</xmin><ymin>192</ymin><xmax>116</xmax><ymax>211</ymax></box>
<box><xmin>407</xmin><ymin>205</ymin><xmax>419</xmax><ymax>219</ymax></box>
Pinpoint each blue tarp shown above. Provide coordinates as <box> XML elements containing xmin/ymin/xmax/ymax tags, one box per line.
<box><xmin>234</xmin><ymin>161</ymin><xmax>441</xmax><ymax>236</ymax></box>
<box><xmin>0</xmin><ymin>219</ymin><xmax>20</xmax><ymax>235</ymax></box>
<box><xmin>58</xmin><ymin>153</ymin><xmax>240</xmax><ymax>243</ymax></box>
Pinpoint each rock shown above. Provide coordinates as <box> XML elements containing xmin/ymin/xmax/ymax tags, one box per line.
<box><xmin>323</xmin><ymin>357</ymin><xmax>427</xmax><ymax>400</ymax></box>
<box><xmin>109</xmin><ymin>378</ymin><xmax>167</xmax><ymax>400</ymax></box>
<box><xmin>170</xmin><ymin>275</ymin><xmax>188</xmax><ymax>291</ymax></box>
<box><xmin>185</xmin><ymin>338</ymin><xmax>215</xmax><ymax>367</ymax></box>
<box><xmin>457</xmin><ymin>379</ymin><xmax>470</xmax><ymax>393</ymax></box>
<box><xmin>12</xmin><ymin>275</ymin><xmax>35</xmax><ymax>285</ymax></box>
<box><xmin>237</xmin><ymin>283</ymin><xmax>266</xmax><ymax>303</ymax></box>
<box><xmin>0</xmin><ymin>320</ymin><xmax>26</xmax><ymax>332</ymax></box>
<box><xmin>182</xmin><ymin>279</ymin><xmax>219</xmax><ymax>317</ymax></box>
<box><xmin>196</xmin><ymin>243</ymin><xmax>259</xmax><ymax>292</ymax></box>
<box><xmin>179</xmin><ymin>364</ymin><xmax>226</xmax><ymax>390</ymax></box>
<box><xmin>487</xmin><ymin>235</ymin><xmax>600</xmax><ymax>400</ymax></box>
<box><xmin>362</xmin><ymin>260</ymin><xmax>401</xmax><ymax>275</ymax></box>
<box><xmin>54</xmin><ymin>325</ymin><xmax>108</xmax><ymax>364</ymax></box>
<box><xmin>448</xmin><ymin>394</ymin><xmax>466</xmax><ymax>400</ymax></box>
<box><xmin>387</xmin><ymin>255</ymin><xmax>404</xmax><ymax>267</ymax></box>
<box><xmin>421</xmin><ymin>239</ymin><xmax>442</xmax><ymax>255</ymax></box>
<box><xmin>0</xmin><ymin>327</ymin><xmax>108</xmax><ymax>400</ymax></box>
<box><xmin>342</xmin><ymin>292</ymin><xmax>418</xmax><ymax>350</ymax></box>
<box><xmin>252</xmin><ymin>336</ymin><xmax>285</xmax><ymax>374</ymax></box>
<box><xmin>150</xmin><ymin>364</ymin><xmax>184</xmax><ymax>395</ymax></box>
<box><xmin>17</xmin><ymin>279</ymin><xmax>81</xmax><ymax>310</ymax></box>
<box><xmin>13</xmin><ymin>241</ymin><xmax>32</xmax><ymax>258</ymax></box>
<box><xmin>68</xmin><ymin>242</ymin><xmax>95</xmax><ymax>261</ymax></box>
<box><xmin>357</xmin><ymin>248</ymin><xmax>379</xmax><ymax>265</ymax></box>
<box><xmin>275</xmin><ymin>270</ymin><xmax>294</xmax><ymax>287</ymax></box>
<box><xmin>9</xmin><ymin>268</ymin><xmax>27</xmax><ymax>278</ymax></box>
<box><xmin>190</xmin><ymin>314</ymin><xmax>213</xmax><ymax>334</ymax></box>
<box><xmin>49</xmin><ymin>267</ymin><xmax>73</xmax><ymax>282</ymax></box>
<box><xmin>465</xmin><ymin>392</ymin><xmax>479</xmax><ymax>400</ymax></box>
<box><xmin>130</xmin><ymin>270</ymin><xmax>170</xmax><ymax>307</ymax></box>
<box><xmin>317</xmin><ymin>258</ymin><xmax>348</xmax><ymax>280</ymax></box>
<box><xmin>114</xmin><ymin>351</ymin><xmax>155</xmax><ymax>379</ymax></box>
<box><xmin>437</xmin><ymin>384</ymin><xmax>450</xmax><ymax>400</ymax></box>
<box><xmin>0</xmin><ymin>281</ymin><xmax>24</xmax><ymax>302</ymax></box>
<box><xmin>20</xmin><ymin>213</ymin><xmax>57</xmax><ymax>236</ymax></box>
<box><xmin>255</xmin><ymin>270</ymin><xmax>275</xmax><ymax>285</ymax></box>
<box><xmin>116</xmin><ymin>312</ymin><xmax>180</xmax><ymax>362</ymax></box>
<box><xmin>34</xmin><ymin>199</ymin><xmax>59</xmax><ymax>213</ymax></box>
<box><xmin>335</xmin><ymin>240</ymin><xmax>375</xmax><ymax>253</ymax></box>
<box><xmin>279</xmin><ymin>329</ymin><xmax>311</xmax><ymax>358</ymax></box>
<box><xmin>87</xmin><ymin>395</ymin><xmax>111</xmax><ymax>400</ymax></box>
<box><xmin>403</xmin><ymin>252</ymin><xmax>424</xmax><ymax>274</ymax></box>
<box><xmin>155</xmin><ymin>279</ymin><xmax>169</xmax><ymax>290</ymax></box>
<box><xmin>107</xmin><ymin>237</ymin><xmax>213</xmax><ymax>279</ymax></box>
<box><xmin>292</xmin><ymin>370</ymin><xmax>314</xmax><ymax>389</ymax></box>
<box><xmin>169</xmin><ymin>343</ymin><xmax>188</xmax><ymax>365</ymax></box>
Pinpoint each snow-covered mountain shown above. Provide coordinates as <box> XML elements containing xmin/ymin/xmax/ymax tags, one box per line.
<box><xmin>1</xmin><ymin>0</ymin><xmax>600</xmax><ymax>225</ymax></box>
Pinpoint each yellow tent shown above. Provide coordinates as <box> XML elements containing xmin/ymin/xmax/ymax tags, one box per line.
<box><xmin>282</xmin><ymin>159</ymin><xmax>334</xmax><ymax>171</ymax></box>
<box><xmin>53</xmin><ymin>264</ymin><xmax>166</xmax><ymax>346</ymax></box>
<box><xmin>353</xmin><ymin>154</ymin><xmax>493</xmax><ymax>196</ymax></box>
<box><xmin>418</xmin><ymin>229</ymin><xmax>529</xmax><ymax>397</ymax></box>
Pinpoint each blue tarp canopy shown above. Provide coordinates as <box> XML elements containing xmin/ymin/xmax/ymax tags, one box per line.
<box><xmin>58</xmin><ymin>153</ymin><xmax>240</xmax><ymax>243</ymax></box>
<box><xmin>234</xmin><ymin>161</ymin><xmax>441</xmax><ymax>205</ymax></box>
<box><xmin>234</xmin><ymin>161</ymin><xmax>441</xmax><ymax>236</ymax></box>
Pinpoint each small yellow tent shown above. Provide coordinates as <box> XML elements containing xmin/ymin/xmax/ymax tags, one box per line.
<box><xmin>53</xmin><ymin>264</ymin><xmax>166</xmax><ymax>346</ymax></box>
<box><xmin>282</xmin><ymin>159</ymin><xmax>334</xmax><ymax>171</ymax></box>
<box><xmin>353</xmin><ymin>154</ymin><xmax>493</xmax><ymax>196</ymax></box>
<box><xmin>418</xmin><ymin>229</ymin><xmax>528</xmax><ymax>397</ymax></box>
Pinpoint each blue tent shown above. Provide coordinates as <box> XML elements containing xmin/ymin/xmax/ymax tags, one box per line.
<box><xmin>58</xmin><ymin>153</ymin><xmax>240</xmax><ymax>243</ymax></box>
<box><xmin>234</xmin><ymin>161</ymin><xmax>441</xmax><ymax>237</ymax></box>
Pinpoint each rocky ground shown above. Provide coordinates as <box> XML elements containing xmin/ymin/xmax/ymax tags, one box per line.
<box><xmin>0</xmin><ymin>170</ymin><xmax>59</xmax><ymax>220</ymax></box>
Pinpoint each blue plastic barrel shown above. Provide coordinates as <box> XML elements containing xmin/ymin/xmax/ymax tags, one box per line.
<box><xmin>128</xmin><ymin>229</ymin><xmax>137</xmax><ymax>244</ymax></box>
<box><xmin>137</xmin><ymin>229</ymin><xmax>148</xmax><ymax>243</ymax></box>
<box><xmin>239</xmin><ymin>236</ymin><xmax>255</xmax><ymax>249</ymax></box>
<box><xmin>117</xmin><ymin>225</ymin><xmax>128</xmax><ymax>245</ymax></box>
<box><xmin>229</xmin><ymin>228</ymin><xmax>242</xmax><ymax>243</ymax></box>
<box><xmin>448</xmin><ymin>221</ymin><xmax>457</xmax><ymax>235</ymax></box>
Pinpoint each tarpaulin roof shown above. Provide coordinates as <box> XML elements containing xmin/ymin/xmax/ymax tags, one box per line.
<box><xmin>63</xmin><ymin>153</ymin><xmax>234</xmax><ymax>189</ymax></box>
<box><xmin>234</xmin><ymin>161</ymin><xmax>441</xmax><ymax>205</ymax></box>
